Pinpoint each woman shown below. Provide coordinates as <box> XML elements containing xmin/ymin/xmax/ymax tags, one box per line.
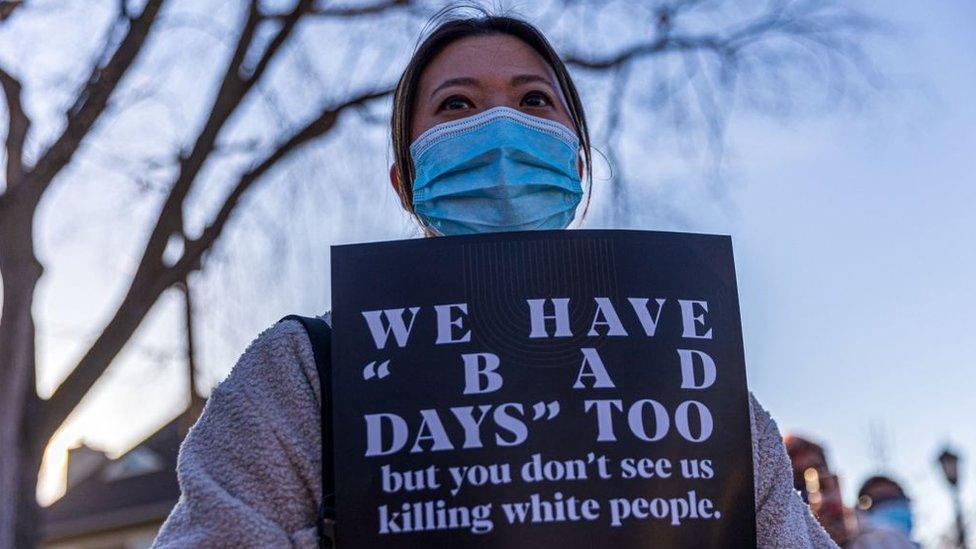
<box><xmin>154</xmin><ymin>13</ymin><xmax>836</xmax><ymax>549</ymax></box>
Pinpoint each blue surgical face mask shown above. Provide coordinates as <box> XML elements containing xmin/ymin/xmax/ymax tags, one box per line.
<box><xmin>410</xmin><ymin>106</ymin><xmax>582</xmax><ymax>235</ymax></box>
<box><xmin>870</xmin><ymin>500</ymin><xmax>914</xmax><ymax>535</ymax></box>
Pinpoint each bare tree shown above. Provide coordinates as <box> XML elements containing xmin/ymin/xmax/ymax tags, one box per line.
<box><xmin>558</xmin><ymin>0</ymin><xmax>883</xmax><ymax>224</ymax></box>
<box><xmin>0</xmin><ymin>0</ymin><xmax>881</xmax><ymax>546</ymax></box>
<box><xmin>0</xmin><ymin>1</ymin><xmax>406</xmax><ymax>545</ymax></box>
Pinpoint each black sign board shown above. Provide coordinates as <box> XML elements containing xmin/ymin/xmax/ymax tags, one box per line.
<box><xmin>330</xmin><ymin>230</ymin><xmax>755</xmax><ymax>548</ymax></box>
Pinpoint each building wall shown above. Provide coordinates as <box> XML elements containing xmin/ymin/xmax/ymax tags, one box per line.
<box><xmin>43</xmin><ymin>522</ymin><xmax>161</xmax><ymax>549</ymax></box>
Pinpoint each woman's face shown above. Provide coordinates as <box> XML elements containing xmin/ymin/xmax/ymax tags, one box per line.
<box><xmin>410</xmin><ymin>33</ymin><xmax>575</xmax><ymax>141</ymax></box>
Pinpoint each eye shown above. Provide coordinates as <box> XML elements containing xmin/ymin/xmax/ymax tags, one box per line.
<box><xmin>438</xmin><ymin>95</ymin><xmax>474</xmax><ymax>112</ymax></box>
<box><xmin>521</xmin><ymin>91</ymin><xmax>552</xmax><ymax>108</ymax></box>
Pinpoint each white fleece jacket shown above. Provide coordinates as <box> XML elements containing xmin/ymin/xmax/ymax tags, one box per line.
<box><xmin>153</xmin><ymin>316</ymin><xmax>837</xmax><ymax>548</ymax></box>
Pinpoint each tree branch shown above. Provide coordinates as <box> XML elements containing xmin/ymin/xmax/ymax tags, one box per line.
<box><xmin>303</xmin><ymin>0</ymin><xmax>410</xmax><ymax>18</ymax></box>
<box><xmin>111</xmin><ymin>0</ymin><xmax>313</xmax><ymax>323</ymax></box>
<box><xmin>36</xmin><ymin>60</ymin><xmax>389</xmax><ymax>447</ymax></box>
<box><xmin>25</xmin><ymin>0</ymin><xmax>166</xmax><ymax>199</ymax></box>
<box><xmin>245</xmin><ymin>0</ymin><xmax>314</xmax><ymax>82</ymax></box>
<box><xmin>0</xmin><ymin>0</ymin><xmax>23</xmax><ymax>22</ymax></box>
<box><xmin>564</xmin><ymin>2</ymin><xmax>878</xmax><ymax>72</ymax></box>
<box><xmin>0</xmin><ymin>66</ymin><xmax>29</xmax><ymax>190</ymax></box>
<box><xmin>177</xmin><ymin>88</ymin><xmax>393</xmax><ymax>276</ymax></box>
<box><xmin>564</xmin><ymin>35</ymin><xmax>727</xmax><ymax>70</ymax></box>
<box><xmin>33</xmin><ymin>1</ymin><xmax>267</xmax><ymax>441</ymax></box>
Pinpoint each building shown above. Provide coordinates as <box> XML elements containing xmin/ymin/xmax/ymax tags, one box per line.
<box><xmin>41</xmin><ymin>410</ymin><xmax>197</xmax><ymax>549</ymax></box>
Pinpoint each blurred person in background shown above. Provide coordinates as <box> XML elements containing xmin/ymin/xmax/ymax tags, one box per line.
<box><xmin>848</xmin><ymin>476</ymin><xmax>919</xmax><ymax>549</ymax></box>
<box><xmin>785</xmin><ymin>434</ymin><xmax>854</xmax><ymax>546</ymax></box>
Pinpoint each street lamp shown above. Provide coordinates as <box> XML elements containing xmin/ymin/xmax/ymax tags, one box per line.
<box><xmin>938</xmin><ymin>447</ymin><xmax>966</xmax><ymax>548</ymax></box>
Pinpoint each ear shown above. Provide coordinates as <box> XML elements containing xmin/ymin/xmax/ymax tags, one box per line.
<box><xmin>390</xmin><ymin>164</ymin><xmax>402</xmax><ymax>195</ymax></box>
<box><xmin>577</xmin><ymin>154</ymin><xmax>584</xmax><ymax>179</ymax></box>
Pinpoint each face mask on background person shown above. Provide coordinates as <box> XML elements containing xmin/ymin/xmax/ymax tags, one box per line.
<box><xmin>409</xmin><ymin>106</ymin><xmax>583</xmax><ymax>235</ymax></box>
<box><xmin>868</xmin><ymin>499</ymin><xmax>914</xmax><ymax>536</ymax></box>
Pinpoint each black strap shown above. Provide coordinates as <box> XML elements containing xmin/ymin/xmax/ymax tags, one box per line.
<box><xmin>280</xmin><ymin>315</ymin><xmax>335</xmax><ymax>548</ymax></box>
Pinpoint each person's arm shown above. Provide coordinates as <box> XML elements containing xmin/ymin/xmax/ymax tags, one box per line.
<box><xmin>153</xmin><ymin>320</ymin><xmax>324</xmax><ymax>548</ymax></box>
<box><xmin>750</xmin><ymin>393</ymin><xmax>839</xmax><ymax>548</ymax></box>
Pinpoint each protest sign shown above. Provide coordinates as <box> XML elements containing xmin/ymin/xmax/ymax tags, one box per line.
<box><xmin>330</xmin><ymin>229</ymin><xmax>756</xmax><ymax>548</ymax></box>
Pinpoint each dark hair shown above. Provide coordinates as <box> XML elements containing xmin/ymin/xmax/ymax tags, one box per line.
<box><xmin>783</xmin><ymin>434</ymin><xmax>827</xmax><ymax>465</ymax></box>
<box><xmin>391</xmin><ymin>11</ymin><xmax>592</xmax><ymax>228</ymax></box>
<box><xmin>857</xmin><ymin>475</ymin><xmax>906</xmax><ymax>501</ymax></box>
<box><xmin>857</xmin><ymin>475</ymin><xmax>908</xmax><ymax>511</ymax></box>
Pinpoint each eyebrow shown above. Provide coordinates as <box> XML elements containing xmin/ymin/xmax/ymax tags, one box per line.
<box><xmin>510</xmin><ymin>74</ymin><xmax>553</xmax><ymax>87</ymax></box>
<box><xmin>428</xmin><ymin>77</ymin><xmax>479</xmax><ymax>100</ymax></box>
<box><xmin>427</xmin><ymin>74</ymin><xmax>557</xmax><ymax>100</ymax></box>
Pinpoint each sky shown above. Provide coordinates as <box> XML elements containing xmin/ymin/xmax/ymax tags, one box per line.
<box><xmin>1</xmin><ymin>1</ymin><xmax>973</xmax><ymax>547</ymax></box>
<box><xmin>724</xmin><ymin>2</ymin><xmax>976</xmax><ymax>543</ymax></box>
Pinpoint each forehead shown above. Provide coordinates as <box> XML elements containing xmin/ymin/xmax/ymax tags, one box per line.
<box><xmin>417</xmin><ymin>34</ymin><xmax>557</xmax><ymax>95</ymax></box>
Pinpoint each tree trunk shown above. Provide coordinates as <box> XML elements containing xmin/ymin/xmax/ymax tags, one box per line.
<box><xmin>0</xmin><ymin>190</ymin><xmax>44</xmax><ymax>549</ymax></box>
<box><xmin>13</xmin><ymin>426</ymin><xmax>42</xmax><ymax>549</ymax></box>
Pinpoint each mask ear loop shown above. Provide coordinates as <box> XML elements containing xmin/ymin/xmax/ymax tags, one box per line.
<box><xmin>571</xmin><ymin>147</ymin><xmax>592</xmax><ymax>229</ymax></box>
